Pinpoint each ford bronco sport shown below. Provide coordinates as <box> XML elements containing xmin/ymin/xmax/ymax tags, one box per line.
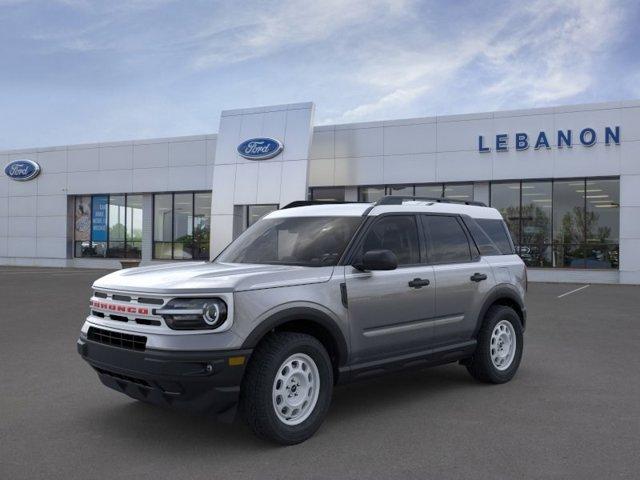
<box><xmin>78</xmin><ymin>196</ymin><xmax>526</xmax><ymax>444</ymax></box>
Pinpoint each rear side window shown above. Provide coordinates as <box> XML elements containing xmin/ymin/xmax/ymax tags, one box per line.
<box><xmin>462</xmin><ymin>217</ymin><xmax>502</xmax><ymax>256</ymax></box>
<box><xmin>422</xmin><ymin>215</ymin><xmax>471</xmax><ymax>264</ymax></box>
<box><xmin>476</xmin><ymin>219</ymin><xmax>515</xmax><ymax>254</ymax></box>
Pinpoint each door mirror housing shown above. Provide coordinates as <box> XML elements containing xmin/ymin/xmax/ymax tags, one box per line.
<box><xmin>354</xmin><ymin>249</ymin><xmax>398</xmax><ymax>271</ymax></box>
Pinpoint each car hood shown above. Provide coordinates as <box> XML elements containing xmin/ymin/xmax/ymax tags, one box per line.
<box><xmin>92</xmin><ymin>262</ymin><xmax>335</xmax><ymax>294</ymax></box>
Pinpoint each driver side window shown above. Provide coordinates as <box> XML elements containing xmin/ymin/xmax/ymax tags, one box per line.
<box><xmin>360</xmin><ymin>215</ymin><xmax>420</xmax><ymax>265</ymax></box>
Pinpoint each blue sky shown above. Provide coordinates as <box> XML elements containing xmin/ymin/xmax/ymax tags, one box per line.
<box><xmin>1</xmin><ymin>0</ymin><xmax>639</xmax><ymax>149</ymax></box>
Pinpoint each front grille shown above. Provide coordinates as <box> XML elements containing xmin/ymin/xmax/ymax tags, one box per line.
<box><xmin>137</xmin><ymin>297</ymin><xmax>164</xmax><ymax>305</ymax></box>
<box><xmin>88</xmin><ymin>326</ymin><xmax>147</xmax><ymax>351</ymax></box>
<box><xmin>93</xmin><ymin>291</ymin><xmax>164</xmax><ymax>306</ymax></box>
<box><xmin>90</xmin><ymin>291</ymin><xmax>167</xmax><ymax>328</ymax></box>
<box><xmin>135</xmin><ymin>318</ymin><xmax>161</xmax><ymax>326</ymax></box>
<box><xmin>112</xmin><ymin>294</ymin><xmax>132</xmax><ymax>302</ymax></box>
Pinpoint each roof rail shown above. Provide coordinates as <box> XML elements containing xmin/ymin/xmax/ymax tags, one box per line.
<box><xmin>374</xmin><ymin>195</ymin><xmax>487</xmax><ymax>207</ymax></box>
<box><xmin>281</xmin><ymin>200</ymin><xmax>362</xmax><ymax>209</ymax></box>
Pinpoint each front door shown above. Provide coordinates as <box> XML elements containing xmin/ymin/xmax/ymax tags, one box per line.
<box><xmin>345</xmin><ymin>215</ymin><xmax>435</xmax><ymax>363</ymax></box>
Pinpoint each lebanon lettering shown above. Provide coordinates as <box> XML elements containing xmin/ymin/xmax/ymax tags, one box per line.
<box><xmin>478</xmin><ymin>126</ymin><xmax>620</xmax><ymax>152</ymax></box>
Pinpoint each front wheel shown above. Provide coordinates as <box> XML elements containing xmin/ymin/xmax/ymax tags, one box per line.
<box><xmin>466</xmin><ymin>305</ymin><xmax>523</xmax><ymax>384</ymax></box>
<box><xmin>240</xmin><ymin>332</ymin><xmax>333</xmax><ymax>445</ymax></box>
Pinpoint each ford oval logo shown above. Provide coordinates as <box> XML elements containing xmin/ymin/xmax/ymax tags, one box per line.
<box><xmin>237</xmin><ymin>137</ymin><xmax>283</xmax><ymax>160</ymax></box>
<box><xmin>4</xmin><ymin>159</ymin><xmax>41</xmax><ymax>181</ymax></box>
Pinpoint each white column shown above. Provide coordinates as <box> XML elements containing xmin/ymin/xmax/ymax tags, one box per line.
<box><xmin>344</xmin><ymin>187</ymin><xmax>358</xmax><ymax>202</ymax></box>
<box><xmin>141</xmin><ymin>193</ymin><xmax>153</xmax><ymax>262</ymax></box>
<box><xmin>619</xmin><ymin>174</ymin><xmax>640</xmax><ymax>284</ymax></box>
<box><xmin>474</xmin><ymin>182</ymin><xmax>490</xmax><ymax>206</ymax></box>
<box><xmin>210</xmin><ymin>103</ymin><xmax>316</xmax><ymax>258</ymax></box>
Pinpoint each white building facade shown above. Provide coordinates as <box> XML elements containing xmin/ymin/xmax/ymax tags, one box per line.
<box><xmin>1</xmin><ymin>100</ymin><xmax>639</xmax><ymax>284</ymax></box>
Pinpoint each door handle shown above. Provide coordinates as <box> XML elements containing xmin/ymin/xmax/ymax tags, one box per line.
<box><xmin>408</xmin><ymin>278</ymin><xmax>430</xmax><ymax>288</ymax></box>
<box><xmin>470</xmin><ymin>272</ymin><xmax>488</xmax><ymax>282</ymax></box>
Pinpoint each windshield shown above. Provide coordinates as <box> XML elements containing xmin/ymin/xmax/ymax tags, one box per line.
<box><xmin>216</xmin><ymin>216</ymin><xmax>363</xmax><ymax>267</ymax></box>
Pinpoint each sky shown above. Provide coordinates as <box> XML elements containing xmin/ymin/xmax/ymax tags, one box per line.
<box><xmin>1</xmin><ymin>0</ymin><xmax>639</xmax><ymax>150</ymax></box>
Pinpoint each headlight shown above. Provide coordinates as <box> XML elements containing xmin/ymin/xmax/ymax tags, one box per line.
<box><xmin>156</xmin><ymin>298</ymin><xmax>228</xmax><ymax>330</ymax></box>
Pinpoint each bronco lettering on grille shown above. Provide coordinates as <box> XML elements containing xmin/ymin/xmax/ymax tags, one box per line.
<box><xmin>90</xmin><ymin>299</ymin><xmax>149</xmax><ymax>315</ymax></box>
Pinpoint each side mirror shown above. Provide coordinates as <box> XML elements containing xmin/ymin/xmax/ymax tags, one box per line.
<box><xmin>354</xmin><ymin>249</ymin><xmax>398</xmax><ymax>271</ymax></box>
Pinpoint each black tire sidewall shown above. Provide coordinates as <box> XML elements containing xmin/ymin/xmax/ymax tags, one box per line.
<box><xmin>479</xmin><ymin>307</ymin><xmax>523</xmax><ymax>383</ymax></box>
<box><xmin>249</xmin><ymin>334</ymin><xmax>333</xmax><ymax>444</ymax></box>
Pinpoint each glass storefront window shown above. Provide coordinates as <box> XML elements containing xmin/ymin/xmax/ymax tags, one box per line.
<box><xmin>520</xmin><ymin>181</ymin><xmax>552</xmax><ymax>267</ymax></box>
<box><xmin>489</xmin><ymin>177</ymin><xmax>619</xmax><ymax>269</ymax></box>
<box><xmin>173</xmin><ymin>193</ymin><xmax>194</xmax><ymax>260</ymax></box>
<box><xmin>415</xmin><ymin>184</ymin><xmax>444</xmax><ymax>198</ymax></box>
<box><xmin>308</xmin><ymin>178</ymin><xmax>619</xmax><ymax>270</ymax></box>
<box><xmin>444</xmin><ymin>183</ymin><xmax>474</xmax><ymax>201</ymax></box>
<box><xmin>126</xmin><ymin>195</ymin><xmax>143</xmax><ymax>258</ymax></box>
<box><xmin>553</xmin><ymin>180</ymin><xmax>587</xmax><ymax>268</ymax></box>
<box><xmin>194</xmin><ymin>192</ymin><xmax>212</xmax><ymax>260</ymax></box>
<box><xmin>585</xmin><ymin>179</ymin><xmax>619</xmax><ymax>244</ymax></box>
<box><xmin>153</xmin><ymin>192</ymin><xmax>212</xmax><ymax>260</ymax></box>
<box><xmin>387</xmin><ymin>185</ymin><xmax>414</xmax><ymax>196</ymax></box>
<box><xmin>153</xmin><ymin>194</ymin><xmax>173</xmax><ymax>259</ymax></box>
<box><xmin>340</xmin><ymin>183</ymin><xmax>473</xmax><ymax>202</ymax></box>
<box><xmin>553</xmin><ymin>180</ymin><xmax>585</xmax><ymax>247</ymax></box>
<box><xmin>310</xmin><ymin>187</ymin><xmax>345</xmax><ymax>202</ymax></box>
<box><xmin>247</xmin><ymin>204</ymin><xmax>279</xmax><ymax>228</ymax></box>
<box><xmin>74</xmin><ymin>196</ymin><xmax>92</xmax><ymax>257</ymax></box>
<box><xmin>74</xmin><ymin>194</ymin><xmax>143</xmax><ymax>259</ymax></box>
<box><xmin>358</xmin><ymin>186</ymin><xmax>385</xmax><ymax>202</ymax></box>
<box><xmin>585</xmin><ymin>178</ymin><xmax>619</xmax><ymax>269</ymax></box>
<box><xmin>490</xmin><ymin>182</ymin><xmax>521</xmax><ymax>246</ymax></box>
<box><xmin>108</xmin><ymin>195</ymin><xmax>126</xmax><ymax>257</ymax></box>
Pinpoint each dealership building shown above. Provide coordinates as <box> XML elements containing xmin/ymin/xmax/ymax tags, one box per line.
<box><xmin>1</xmin><ymin>100</ymin><xmax>639</xmax><ymax>284</ymax></box>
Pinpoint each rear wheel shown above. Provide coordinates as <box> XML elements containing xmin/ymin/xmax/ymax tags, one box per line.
<box><xmin>240</xmin><ymin>332</ymin><xmax>333</xmax><ymax>445</ymax></box>
<box><xmin>466</xmin><ymin>305</ymin><xmax>523</xmax><ymax>383</ymax></box>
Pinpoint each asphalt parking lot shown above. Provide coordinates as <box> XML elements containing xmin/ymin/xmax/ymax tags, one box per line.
<box><xmin>1</xmin><ymin>267</ymin><xmax>639</xmax><ymax>480</ymax></box>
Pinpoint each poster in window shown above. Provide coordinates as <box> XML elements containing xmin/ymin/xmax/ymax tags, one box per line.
<box><xmin>74</xmin><ymin>196</ymin><xmax>91</xmax><ymax>241</ymax></box>
<box><xmin>91</xmin><ymin>195</ymin><xmax>108</xmax><ymax>242</ymax></box>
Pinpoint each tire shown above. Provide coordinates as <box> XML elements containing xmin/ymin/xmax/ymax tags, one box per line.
<box><xmin>466</xmin><ymin>305</ymin><xmax>523</xmax><ymax>384</ymax></box>
<box><xmin>240</xmin><ymin>332</ymin><xmax>333</xmax><ymax>445</ymax></box>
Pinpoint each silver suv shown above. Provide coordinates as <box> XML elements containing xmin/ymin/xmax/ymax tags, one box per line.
<box><xmin>78</xmin><ymin>196</ymin><xmax>526</xmax><ymax>444</ymax></box>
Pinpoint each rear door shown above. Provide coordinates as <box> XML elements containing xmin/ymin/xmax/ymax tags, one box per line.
<box><xmin>420</xmin><ymin>215</ymin><xmax>493</xmax><ymax>348</ymax></box>
<box><xmin>345</xmin><ymin>214</ymin><xmax>436</xmax><ymax>363</ymax></box>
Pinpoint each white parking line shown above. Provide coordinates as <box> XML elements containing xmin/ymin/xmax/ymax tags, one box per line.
<box><xmin>557</xmin><ymin>284</ymin><xmax>590</xmax><ymax>298</ymax></box>
<box><xmin>0</xmin><ymin>269</ymin><xmax>112</xmax><ymax>275</ymax></box>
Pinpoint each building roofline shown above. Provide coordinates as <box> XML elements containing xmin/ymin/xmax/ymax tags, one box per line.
<box><xmin>0</xmin><ymin>133</ymin><xmax>217</xmax><ymax>156</ymax></box>
<box><xmin>2</xmin><ymin>98</ymin><xmax>638</xmax><ymax>154</ymax></box>
<box><xmin>315</xmin><ymin>99</ymin><xmax>640</xmax><ymax>131</ymax></box>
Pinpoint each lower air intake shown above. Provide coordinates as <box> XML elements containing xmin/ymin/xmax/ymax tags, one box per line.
<box><xmin>87</xmin><ymin>326</ymin><xmax>147</xmax><ymax>351</ymax></box>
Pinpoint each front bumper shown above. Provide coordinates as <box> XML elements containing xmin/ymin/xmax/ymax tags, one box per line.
<box><xmin>77</xmin><ymin>335</ymin><xmax>252</xmax><ymax>419</ymax></box>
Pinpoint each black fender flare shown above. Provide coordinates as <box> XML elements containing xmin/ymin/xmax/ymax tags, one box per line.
<box><xmin>241</xmin><ymin>306</ymin><xmax>349</xmax><ymax>366</ymax></box>
<box><xmin>474</xmin><ymin>284</ymin><xmax>526</xmax><ymax>335</ymax></box>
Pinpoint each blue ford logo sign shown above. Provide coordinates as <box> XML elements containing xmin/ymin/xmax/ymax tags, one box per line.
<box><xmin>237</xmin><ymin>137</ymin><xmax>283</xmax><ymax>160</ymax></box>
<box><xmin>4</xmin><ymin>159</ymin><xmax>41</xmax><ymax>181</ymax></box>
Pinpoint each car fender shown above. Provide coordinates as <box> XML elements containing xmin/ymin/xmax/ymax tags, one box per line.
<box><xmin>474</xmin><ymin>283</ymin><xmax>526</xmax><ymax>335</ymax></box>
<box><xmin>241</xmin><ymin>303</ymin><xmax>349</xmax><ymax>366</ymax></box>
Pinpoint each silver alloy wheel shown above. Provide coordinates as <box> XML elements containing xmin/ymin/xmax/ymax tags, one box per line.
<box><xmin>490</xmin><ymin>320</ymin><xmax>517</xmax><ymax>371</ymax></box>
<box><xmin>272</xmin><ymin>353</ymin><xmax>320</xmax><ymax>426</ymax></box>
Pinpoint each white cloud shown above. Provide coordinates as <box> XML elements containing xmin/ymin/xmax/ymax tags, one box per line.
<box><xmin>0</xmin><ymin>0</ymin><xmax>634</xmax><ymax>149</ymax></box>
<box><xmin>330</xmin><ymin>0</ymin><xmax>624</xmax><ymax>122</ymax></box>
<box><xmin>480</xmin><ymin>0</ymin><xmax>622</xmax><ymax>103</ymax></box>
<box><xmin>190</xmin><ymin>0</ymin><xmax>410</xmax><ymax>70</ymax></box>
<box><xmin>337</xmin><ymin>86</ymin><xmax>428</xmax><ymax>122</ymax></box>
